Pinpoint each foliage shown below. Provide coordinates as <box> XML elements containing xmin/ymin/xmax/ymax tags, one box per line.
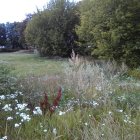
<box><xmin>128</xmin><ymin>68</ymin><xmax>140</xmax><ymax>80</ymax></box>
<box><xmin>5</xmin><ymin>16</ymin><xmax>32</xmax><ymax>49</ymax></box>
<box><xmin>0</xmin><ymin>23</ymin><xmax>6</xmax><ymax>46</ymax></box>
<box><xmin>39</xmin><ymin>87</ymin><xmax>62</xmax><ymax>115</ymax></box>
<box><xmin>25</xmin><ymin>0</ymin><xmax>80</xmax><ymax>57</ymax></box>
<box><xmin>0</xmin><ymin>63</ymin><xmax>17</xmax><ymax>95</ymax></box>
<box><xmin>77</xmin><ymin>0</ymin><xmax>140</xmax><ymax>67</ymax></box>
<box><xmin>0</xmin><ymin>14</ymin><xmax>32</xmax><ymax>50</ymax></box>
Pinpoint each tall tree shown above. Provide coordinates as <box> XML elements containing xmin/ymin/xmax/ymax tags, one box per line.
<box><xmin>0</xmin><ymin>24</ymin><xmax>6</xmax><ymax>46</ymax></box>
<box><xmin>77</xmin><ymin>0</ymin><xmax>140</xmax><ymax>67</ymax></box>
<box><xmin>6</xmin><ymin>22</ymin><xmax>20</xmax><ymax>48</ymax></box>
<box><xmin>5</xmin><ymin>15</ymin><xmax>32</xmax><ymax>49</ymax></box>
<box><xmin>25</xmin><ymin>0</ymin><xmax>80</xmax><ymax>57</ymax></box>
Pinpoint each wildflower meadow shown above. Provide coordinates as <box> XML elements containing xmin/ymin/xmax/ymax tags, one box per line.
<box><xmin>0</xmin><ymin>53</ymin><xmax>140</xmax><ymax>140</ymax></box>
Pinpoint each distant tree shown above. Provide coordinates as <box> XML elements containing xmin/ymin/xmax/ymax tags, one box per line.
<box><xmin>77</xmin><ymin>0</ymin><xmax>140</xmax><ymax>67</ymax></box>
<box><xmin>5</xmin><ymin>22</ymin><xmax>20</xmax><ymax>49</ymax></box>
<box><xmin>5</xmin><ymin>14</ymin><xmax>32</xmax><ymax>49</ymax></box>
<box><xmin>25</xmin><ymin>0</ymin><xmax>80</xmax><ymax>57</ymax></box>
<box><xmin>18</xmin><ymin>14</ymin><xmax>33</xmax><ymax>49</ymax></box>
<box><xmin>0</xmin><ymin>24</ymin><xmax>6</xmax><ymax>46</ymax></box>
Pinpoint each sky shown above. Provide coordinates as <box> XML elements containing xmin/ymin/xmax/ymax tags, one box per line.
<box><xmin>0</xmin><ymin>0</ymin><xmax>80</xmax><ymax>23</ymax></box>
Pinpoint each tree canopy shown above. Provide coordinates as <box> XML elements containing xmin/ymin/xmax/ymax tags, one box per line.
<box><xmin>0</xmin><ymin>24</ymin><xmax>6</xmax><ymax>46</ymax></box>
<box><xmin>77</xmin><ymin>0</ymin><xmax>140</xmax><ymax>67</ymax></box>
<box><xmin>0</xmin><ymin>0</ymin><xmax>140</xmax><ymax>68</ymax></box>
<box><xmin>25</xmin><ymin>0</ymin><xmax>80</xmax><ymax>57</ymax></box>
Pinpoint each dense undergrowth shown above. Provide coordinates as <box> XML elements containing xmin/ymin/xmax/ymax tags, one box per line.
<box><xmin>0</xmin><ymin>53</ymin><xmax>140</xmax><ymax>140</ymax></box>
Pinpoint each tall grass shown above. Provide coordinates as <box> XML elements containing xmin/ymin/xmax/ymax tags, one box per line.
<box><xmin>64</xmin><ymin>51</ymin><xmax>127</xmax><ymax>102</ymax></box>
<box><xmin>0</xmin><ymin>52</ymin><xmax>140</xmax><ymax>140</ymax></box>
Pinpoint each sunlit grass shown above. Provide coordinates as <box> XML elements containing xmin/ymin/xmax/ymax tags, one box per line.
<box><xmin>0</xmin><ymin>53</ymin><xmax>66</xmax><ymax>76</ymax></box>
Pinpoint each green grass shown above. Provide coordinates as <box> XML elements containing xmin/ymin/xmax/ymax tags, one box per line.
<box><xmin>128</xmin><ymin>68</ymin><xmax>140</xmax><ymax>80</ymax></box>
<box><xmin>0</xmin><ymin>52</ymin><xmax>66</xmax><ymax>76</ymax></box>
<box><xmin>0</xmin><ymin>52</ymin><xmax>140</xmax><ymax>140</ymax></box>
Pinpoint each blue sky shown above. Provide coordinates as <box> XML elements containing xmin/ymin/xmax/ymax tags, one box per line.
<box><xmin>0</xmin><ymin>0</ymin><xmax>80</xmax><ymax>23</ymax></box>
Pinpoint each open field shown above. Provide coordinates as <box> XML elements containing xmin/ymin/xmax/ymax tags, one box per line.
<box><xmin>0</xmin><ymin>52</ymin><xmax>65</xmax><ymax>76</ymax></box>
<box><xmin>0</xmin><ymin>52</ymin><xmax>140</xmax><ymax>140</ymax></box>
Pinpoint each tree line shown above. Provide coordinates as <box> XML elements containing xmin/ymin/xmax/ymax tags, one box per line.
<box><xmin>0</xmin><ymin>0</ymin><xmax>140</xmax><ymax>67</ymax></box>
<box><xmin>0</xmin><ymin>14</ymin><xmax>32</xmax><ymax>49</ymax></box>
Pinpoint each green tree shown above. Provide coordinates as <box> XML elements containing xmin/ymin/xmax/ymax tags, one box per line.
<box><xmin>15</xmin><ymin>14</ymin><xmax>32</xmax><ymax>49</ymax></box>
<box><xmin>0</xmin><ymin>23</ymin><xmax>6</xmax><ymax>46</ymax></box>
<box><xmin>6</xmin><ymin>22</ymin><xmax>21</xmax><ymax>49</ymax></box>
<box><xmin>77</xmin><ymin>0</ymin><xmax>140</xmax><ymax>67</ymax></box>
<box><xmin>25</xmin><ymin>0</ymin><xmax>80</xmax><ymax>57</ymax></box>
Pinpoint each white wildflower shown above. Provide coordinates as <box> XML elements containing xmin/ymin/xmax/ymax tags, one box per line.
<box><xmin>116</xmin><ymin>109</ymin><xmax>123</xmax><ymax>113</ymax></box>
<box><xmin>53</xmin><ymin>128</ymin><xmax>57</xmax><ymax>135</ymax></box>
<box><xmin>0</xmin><ymin>95</ymin><xmax>5</xmax><ymax>100</ymax></box>
<box><xmin>85</xmin><ymin>123</ymin><xmax>88</xmax><ymax>126</ymax></box>
<box><xmin>19</xmin><ymin>92</ymin><xmax>23</xmax><ymax>95</ymax></box>
<box><xmin>20</xmin><ymin>113</ymin><xmax>31</xmax><ymax>122</ymax></box>
<box><xmin>1</xmin><ymin>136</ymin><xmax>7</xmax><ymax>140</ymax></box>
<box><xmin>16</xmin><ymin>112</ymin><xmax>20</xmax><ymax>115</ymax></box>
<box><xmin>123</xmin><ymin>114</ymin><xmax>135</xmax><ymax>124</ymax></box>
<box><xmin>7</xmin><ymin>117</ymin><xmax>13</xmax><ymax>121</ymax></box>
<box><xmin>109</xmin><ymin>111</ymin><xmax>112</xmax><ymax>115</ymax></box>
<box><xmin>15</xmin><ymin>91</ymin><xmax>18</xmax><ymax>94</ymax></box>
<box><xmin>15</xmin><ymin>99</ymin><xmax>18</xmax><ymax>103</ymax></box>
<box><xmin>65</xmin><ymin>107</ymin><xmax>73</xmax><ymax>112</ymax></box>
<box><xmin>26</xmin><ymin>108</ymin><xmax>30</xmax><ymax>111</ymax></box>
<box><xmin>2</xmin><ymin>136</ymin><xmax>7</xmax><ymax>140</ymax></box>
<box><xmin>6</xmin><ymin>94</ymin><xmax>17</xmax><ymax>99</ymax></box>
<box><xmin>15</xmin><ymin>123</ymin><xmax>20</xmax><ymax>128</ymax></box>
<box><xmin>59</xmin><ymin>111</ymin><xmax>65</xmax><ymax>116</ymax></box>
<box><xmin>92</xmin><ymin>101</ymin><xmax>99</xmax><ymax>106</ymax></box>
<box><xmin>33</xmin><ymin>107</ymin><xmax>42</xmax><ymax>115</ymax></box>
<box><xmin>16</xmin><ymin>103</ymin><xmax>28</xmax><ymax>111</ymax></box>
<box><xmin>43</xmin><ymin>129</ymin><xmax>47</xmax><ymax>132</ymax></box>
<box><xmin>118</xmin><ymin>96</ymin><xmax>126</xmax><ymax>101</ymax></box>
<box><xmin>40</xmin><ymin>123</ymin><xmax>43</xmax><ymax>128</ymax></box>
<box><xmin>2</xmin><ymin>104</ymin><xmax>12</xmax><ymax>111</ymax></box>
